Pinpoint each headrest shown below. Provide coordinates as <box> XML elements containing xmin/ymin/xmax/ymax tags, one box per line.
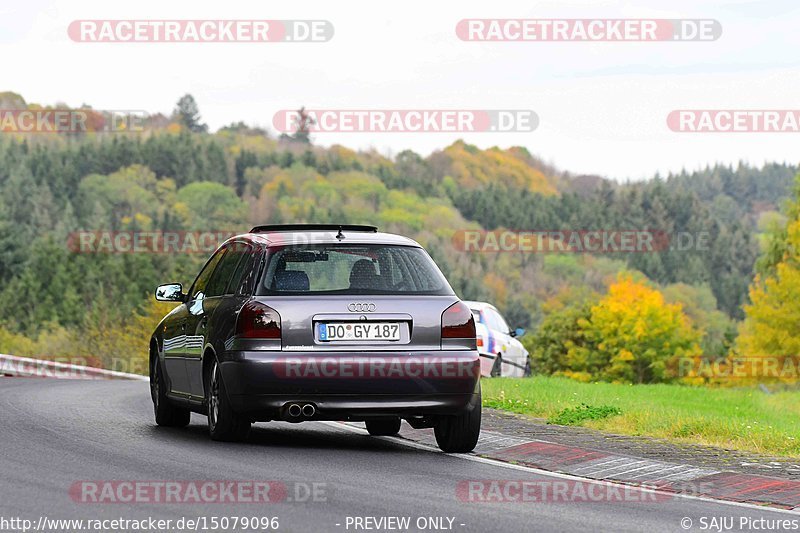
<box><xmin>350</xmin><ymin>259</ymin><xmax>377</xmax><ymax>287</ymax></box>
<box><xmin>274</xmin><ymin>270</ymin><xmax>310</xmax><ymax>291</ymax></box>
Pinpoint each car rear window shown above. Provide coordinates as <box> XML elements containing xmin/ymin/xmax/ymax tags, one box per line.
<box><xmin>258</xmin><ymin>244</ymin><xmax>453</xmax><ymax>295</ymax></box>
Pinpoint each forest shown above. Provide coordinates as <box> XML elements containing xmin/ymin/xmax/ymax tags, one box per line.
<box><xmin>0</xmin><ymin>91</ymin><xmax>797</xmax><ymax>384</ymax></box>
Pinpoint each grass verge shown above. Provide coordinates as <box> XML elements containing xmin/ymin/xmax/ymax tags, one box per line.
<box><xmin>547</xmin><ymin>403</ymin><xmax>622</xmax><ymax>425</ymax></box>
<box><xmin>482</xmin><ymin>376</ymin><xmax>800</xmax><ymax>457</ymax></box>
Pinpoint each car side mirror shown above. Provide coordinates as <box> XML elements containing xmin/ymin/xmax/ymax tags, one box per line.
<box><xmin>511</xmin><ymin>327</ymin><xmax>525</xmax><ymax>338</ymax></box>
<box><xmin>155</xmin><ymin>283</ymin><xmax>185</xmax><ymax>302</ymax></box>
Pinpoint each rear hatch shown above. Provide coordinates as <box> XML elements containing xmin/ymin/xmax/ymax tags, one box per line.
<box><xmin>254</xmin><ymin>294</ymin><xmax>459</xmax><ymax>351</ymax></box>
<box><xmin>254</xmin><ymin>241</ymin><xmax>468</xmax><ymax>351</ymax></box>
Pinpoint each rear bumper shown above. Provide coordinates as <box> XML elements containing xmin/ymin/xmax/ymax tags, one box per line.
<box><xmin>219</xmin><ymin>350</ymin><xmax>481</xmax><ymax>420</ymax></box>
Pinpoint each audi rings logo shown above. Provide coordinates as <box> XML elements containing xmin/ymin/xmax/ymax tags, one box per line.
<box><xmin>348</xmin><ymin>302</ymin><xmax>376</xmax><ymax>312</ymax></box>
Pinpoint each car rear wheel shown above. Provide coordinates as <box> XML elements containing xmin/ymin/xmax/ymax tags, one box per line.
<box><xmin>523</xmin><ymin>359</ymin><xmax>531</xmax><ymax>377</ymax></box>
<box><xmin>151</xmin><ymin>360</ymin><xmax>190</xmax><ymax>427</ymax></box>
<box><xmin>207</xmin><ymin>359</ymin><xmax>250</xmax><ymax>442</ymax></box>
<box><xmin>434</xmin><ymin>388</ymin><xmax>481</xmax><ymax>453</ymax></box>
<box><xmin>365</xmin><ymin>418</ymin><xmax>402</xmax><ymax>436</ymax></box>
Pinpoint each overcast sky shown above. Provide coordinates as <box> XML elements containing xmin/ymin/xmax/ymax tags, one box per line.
<box><xmin>2</xmin><ymin>0</ymin><xmax>800</xmax><ymax>181</ymax></box>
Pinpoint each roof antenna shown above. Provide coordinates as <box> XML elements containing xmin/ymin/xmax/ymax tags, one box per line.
<box><xmin>336</xmin><ymin>226</ymin><xmax>345</xmax><ymax>240</ymax></box>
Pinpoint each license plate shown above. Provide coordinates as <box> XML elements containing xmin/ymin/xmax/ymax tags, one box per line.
<box><xmin>319</xmin><ymin>322</ymin><xmax>401</xmax><ymax>341</ymax></box>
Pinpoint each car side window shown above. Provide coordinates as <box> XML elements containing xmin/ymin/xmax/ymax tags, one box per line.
<box><xmin>225</xmin><ymin>244</ymin><xmax>255</xmax><ymax>295</ymax></box>
<box><xmin>189</xmin><ymin>248</ymin><xmax>227</xmax><ymax>301</ymax></box>
<box><xmin>484</xmin><ymin>309</ymin><xmax>498</xmax><ymax>331</ymax></box>
<box><xmin>490</xmin><ymin>309</ymin><xmax>511</xmax><ymax>334</ymax></box>
<box><xmin>233</xmin><ymin>248</ymin><xmax>262</xmax><ymax>296</ymax></box>
<box><xmin>206</xmin><ymin>245</ymin><xmax>246</xmax><ymax>298</ymax></box>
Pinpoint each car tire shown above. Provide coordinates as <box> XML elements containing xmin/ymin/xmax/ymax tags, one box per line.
<box><xmin>434</xmin><ymin>387</ymin><xmax>481</xmax><ymax>453</ymax></box>
<box><xmin>523</xmin><ymin>359</ymin><xmax>531</xmax><ymax>377</ymax></box>
<box><xmin>207</xmin><ymin>359</ymin><xmax>250</xmax><ymax>442</ymax></box>
<box><xmin>151</xmin><ymin>359</ymin><xmax>190</xmax><ymax>427</ymax></box>
<box><xmin>365</xmin><ymin>418</ymin><xmax>402</xmax><ymax>436</ymax></box>
<box><xmin>490</xmin><ymin>355</ymin><xmax>502</xmax><ymax>377</ymax></box>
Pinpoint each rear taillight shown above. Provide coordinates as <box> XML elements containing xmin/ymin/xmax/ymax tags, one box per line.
<box><xmin>441</xmin><ymin>301</ymin><xmax>476</xmax><ymax>339</ymax></box>
<box><xmin>236</xmin><ymin>301</ymin><xmax>281</xmax><ymax>339</ymax></box>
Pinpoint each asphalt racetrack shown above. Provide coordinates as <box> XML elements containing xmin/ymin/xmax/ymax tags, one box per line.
<box><xmin>0</xmin><ymin>379</ymin><xmax>795</xmax><ymax>533</ymax></box>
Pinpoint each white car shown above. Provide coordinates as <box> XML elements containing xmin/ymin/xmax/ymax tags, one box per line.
<box><xmin>464</xmin><ymin>301</ymin><xmax>530</xmax><ymax>378</ymax></box>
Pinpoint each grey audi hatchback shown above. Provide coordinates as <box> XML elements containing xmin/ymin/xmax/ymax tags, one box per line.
<box><xmin>150</xmin><ymin>224</ymin><xmax>481</xmax><ymax>452</ymax></box>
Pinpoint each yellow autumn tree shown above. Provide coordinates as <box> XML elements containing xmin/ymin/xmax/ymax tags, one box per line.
<box><xmin>439</xmin><ymin>141</ymin><xmax>558</xmax><ymax>195</ymax></box>
<box><xmin>570</xmin><ymin>274</ymin><xmax>702</xmax><ymax>383</ymax></box>
<box><xmin>738</xmin><ymin>215</ymin><xmax>800</xmax><ymax>363</ymax></box>
<box><xmin>78</xmin><ymin>299</ymin><xmax>179</xmax><ymax>375</ymax></box>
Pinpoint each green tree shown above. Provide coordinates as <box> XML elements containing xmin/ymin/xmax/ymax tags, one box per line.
<box><xmin>528</xmin><ymin>296</ymin><xmax>595</xmax><ymax>377</ymax></box>
<box><xmin>173</xmin><ymin>94</ymin><xmax>208</xmax><ymax>133</ymax></box>
<box><xmin>175</xmin><ymin>181</ymin><xmax>247</xmax><ymax>229</ymax></box>
<box><xmin>738</xmin><ymin>175</ymin><xmax>800</xmax><ymax>359</ymax></box>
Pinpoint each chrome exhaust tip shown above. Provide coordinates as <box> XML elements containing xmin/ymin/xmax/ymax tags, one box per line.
<box><xmin>287</xmin><ymin>403</ymin><xmax>302</xmax><ymax>417</ymax></box>
<box><xmin>301</xmin><ymin>404</ymin><xmax>316</xmax><ymax>417</ymax></box>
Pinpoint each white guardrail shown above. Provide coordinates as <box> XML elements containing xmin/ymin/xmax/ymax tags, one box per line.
<box><xmin>0</xmin><ymin>353</ymin><xmax>148</xmax><ymax>381</ymax></box>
